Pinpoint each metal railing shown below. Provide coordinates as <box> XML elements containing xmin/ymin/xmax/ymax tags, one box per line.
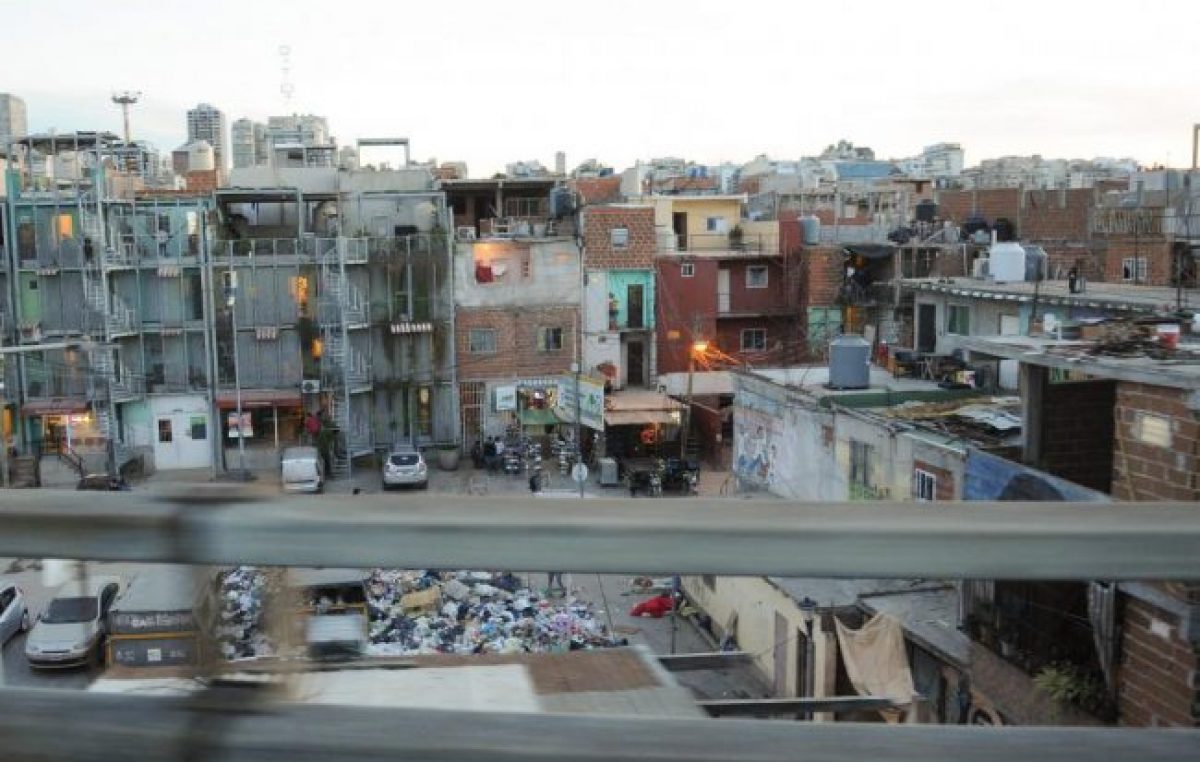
<box><xmin>670</xmin><ymin>233</ymin><xmax>776</xmax><ymax>254</ymax></box>
<box><xmin>0</xmin><ymin>493</ymin><xmax>1197</xmax><ymax>761</ymax></box>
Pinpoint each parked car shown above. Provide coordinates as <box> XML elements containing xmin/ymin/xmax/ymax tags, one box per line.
<box><xmin>25</xmin><ymin>577</ymin><xmax>122</xmax><ymax>668</ymax></box>
<box><xmin>281</xmin><ymin>446</ymin><xmax>324</xmax><ymax>493</ymax></box>
<box><xmin>382</xmin><ymin>447</ymin><xmax>428</xmax><ymax>489</ymax></box>
<box><xmin>0</xmin><ymin>581</ymin><xmax>31</xmax><ymax>645</ymax></box>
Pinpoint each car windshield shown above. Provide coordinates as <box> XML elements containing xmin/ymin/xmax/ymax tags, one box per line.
<box><xmin>389</xmin><ymin>454</ymin><xmax>419</xmax><ymax>466</ymax></box>
<box><xmin>42</xmin><ymin>596</ymin><xmax>98</xmax><ymax>624</ymax></box>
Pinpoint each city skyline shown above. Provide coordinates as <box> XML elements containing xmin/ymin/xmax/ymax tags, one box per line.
<box><xmin>5</xmin><ymin>0</ymin><xmax>1199</xmax><ymax>174</ymax></box>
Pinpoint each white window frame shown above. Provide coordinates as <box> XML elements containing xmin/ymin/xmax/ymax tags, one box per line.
<box><xmin>468</xmin><ymin>328</ymin><xmax>497</xmax><ymax>354</ymax></box>
<box><xmin>914</xmin><ymin>469</ymin><xmax>937</xmax><ymax>502</ymax></box>
<box><xmin>1121</xmin><ymin>257</ymin><xmax>1147</xmax><ymax>282</ymax></box>
<box><xmin>680</xmin><ymin>262</ymin><xmax>695</xmax><ymax>278</ymax></box>
<box><xmin>746</xmin><ymin>265</ymin><xmax>769</xmax><ymax>289</ymax></box>
<box><xmin>705</xmin><ymin>216</ymin><xmax>728</xmax><ymax>233</ymax></box>
<box><xmin>610</xmin><ymin>227</ymin><xmax>629</xmax><ymax>249</ymax></box>
<box><xmin>740</xmin><ymin>328</ymin><xmax>767</xmax><ymax>352</ymax></box>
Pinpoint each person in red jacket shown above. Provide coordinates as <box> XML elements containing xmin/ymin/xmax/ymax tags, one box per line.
<box><xmin>629</xmin><ymin>594</ymin><xmax>675</xmax><ymax>618</ymax></box>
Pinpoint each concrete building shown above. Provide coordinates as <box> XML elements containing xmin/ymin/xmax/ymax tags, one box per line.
<box><xmin>265</xmin><ymin>114</ymin><xmax>334</xmax><ymax>167</ymax></box>
<box><xmin>0</xmin><ymin>93</ymin><xmax>29</xmax><ymax>150</ymax></box>
<box><xmin>185</xmin><ymin>103</ymin><xmax>227</xmax><ymax>170</ymax></box>
<box><xmin>230</xmin><ymin>118</ymin><xmax>268</xmax><ymax>169</ymax></box>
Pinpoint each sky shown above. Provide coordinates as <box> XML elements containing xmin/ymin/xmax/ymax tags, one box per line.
<box><xmin>5</xmin><ymin>0</ymin><xmax>1199</xmax><ymax>175</ymax></box>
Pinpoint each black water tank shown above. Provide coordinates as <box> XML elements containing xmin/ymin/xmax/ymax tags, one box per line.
<box><xmin>915</xmin><ymin>199</ymin><xmax>938</xmax><ymax>223</ymax></box>
<box><xmin>550</xmin><ymin>187</ymin><xmax>575</xmax><ymax>219</ymax></box>
<box><xmin>994</xmin><ymin>217</ymin><xmax>1017</xmax><ymax>242</ymax></box>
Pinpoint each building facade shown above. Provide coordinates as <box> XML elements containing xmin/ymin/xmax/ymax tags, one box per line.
<box><xmin>0</xmin><ymin>93</ymin><xmax>28</xmax><ymax>150</ymax></box>
<box><xmin>186</xmin><ymin>103</ymin><xmax>227</xmax><ymax>170</ymax></box>
<box><xmin>230</xmin><ymin>119</ymin><xmax>268</xmax><ymax>169</ymax></box>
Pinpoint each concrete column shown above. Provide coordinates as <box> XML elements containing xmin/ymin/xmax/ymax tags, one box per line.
<box><xmin>1021</xmin><ymin>363</ymin><xmax>1048</xmax><ymax>467</ymax></box>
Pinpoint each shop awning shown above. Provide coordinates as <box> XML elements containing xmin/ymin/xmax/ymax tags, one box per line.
<box><xmin>216</xmin><ymin>390</ymin><xmax>302</xmax><ymax>410</ymax></box>
<box><xmin>21</xmin><ymin>399</ymin><xmax>90</xmax><ymax>416</ymax></box>
<box><xmin>519</xmin><ymin>408</ymin><xmax>560</xmax><ymax>426</ymax></box>
<box><xmin>604</xmin><ymin>410</ymin><xmax>679</xmax><ymax>427</ymax></box>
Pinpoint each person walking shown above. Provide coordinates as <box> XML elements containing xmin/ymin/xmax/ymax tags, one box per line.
<box><xmin>547</xmin><ymin>572</ymin><xmax>566</xmax><ymax>597</ymax></box>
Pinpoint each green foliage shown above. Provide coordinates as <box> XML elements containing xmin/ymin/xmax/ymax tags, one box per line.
<box><xmin>1033</xmin><ymin>662</ymin><xmax>1105</xmax><ymax>711</ymax></box>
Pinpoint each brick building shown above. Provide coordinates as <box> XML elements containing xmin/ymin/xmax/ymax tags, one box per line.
<box><xmin>960</xmin><ymin>334</ymin><xmax>1200</xmax><ymax>727</ymax></box>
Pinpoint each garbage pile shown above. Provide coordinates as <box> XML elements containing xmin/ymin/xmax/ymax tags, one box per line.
<box><xmin>364</xmin><ymin>569</ymin><xmax>615</xmax><ymax>656</ymax></box>
<box><xmin>216</xmin><ymin>566</ymin><xmax>278</xmax><ymax>661</ymax></box>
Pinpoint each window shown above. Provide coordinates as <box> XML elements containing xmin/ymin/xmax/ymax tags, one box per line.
<box><xmin>740</xmin><ymin>328</ymin><xmax>767</xmax><ymax>352</ymax></box>
<box><xmin>468</xmin><ymin>329</ymin><xmax>497</xmax><ymax>354</ymax></box>
<box><xmin>705</xmin><ymin>216</ymin><xmax>728</xmax><ymax>233</ymax></box>
<box><xmin>537</xmin><ymin>326</ymin><xmax>564</xmax><ymax>351</ymax></box>
<box><xmin>947</xmin><ymin>304</ymin><xmax>970</xmax><ymax>335</ymax></box>
<box><xmin>849</xmin><ymin>439</ymin><xmax>872</xmax><ymax>488</ymax></box>
<box><xmin>189</xmin><ymin>416</ymin><xmax>207</xmax><ymax>441</ymax></box>
<box><xmin>915</xmin><ymin>469</ymin><xmax>937</xmax><ymax>502</ymax></box>
<box><xmin>746</xmin><ymin>265</ymin><xmax>769</xmax><ymax>289</ymax></box>
<box><xmin>157</xmin><ymin>419</ymin><xmax>173</xmax><ymax>444</ymax></box>
<box><xmin>681</xmin><ymin>262</ymin><xmax>695</xmax><ymax>278</ymax></box>
<box><xmin>56</xmin><ymin>214</ymin><xmax>73</xmax><ymax>238</ymax></box>
<box><xmin>610</xmin><ymin>227</ymin><xmax>629</xmax><ymax>249</ymax></box>
<box><xmin>1121</xmin><ymin>257</ymin><xmax>1147</xmax><ymax>282</ymax></box>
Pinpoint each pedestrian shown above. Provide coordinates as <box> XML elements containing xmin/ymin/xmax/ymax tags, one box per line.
<box><xmin>494</xmin><ymin>437</ymin><xmax>506</xmax><ymax>471</ymax></box>
<box><xmin>548</xmin><ymin>572</ymin><xmax>566</xmax><ymax>596</ymax></box>
<box><xmin>529</xmin><ymin>468</ymin><xmax>542</xmax><ymax>494</ymax></box>
<box><xmin>483</xmin><ymin>437</ymin><xmax>496</xmax><ymax>472</ymax></box>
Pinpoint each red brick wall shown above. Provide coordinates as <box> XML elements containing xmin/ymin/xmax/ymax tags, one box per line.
<box><xmin>583</xmin><ymin>206</ymin><xmax>656</xmax><ymax>269</ymax></box>
<box><xmin>656</xmin><ymin>258</ymin><xmax>718</xmax><ymax>375</ymax></box>
<box><xmin>726</xmin><ymin>259</ymin><xmax>788</xmax><ymax>313</ymax></box>
<box><xmin>1112</xmin><ymin>382</ymin><xmax>1200</xmax><ymax>501</ymax></box>
<box><xmin>572</xmin><ymin>177</ymin><xmax>622</xmax><ymax>204</ymax></box>
<box><xmin>935</xmin><ymin>188</ymin><xmax>1093</xmax><ymax>243</ymax></box>
<box><xmin>1040</xmin><ymin>379</ymin><xmax>1117</xmax><ymax>493</ymax></box>
<box><xmin>455</xmin><ymin>306</ymin><xmax>578</xmax><ymax>381</ymax></box>
<box><xmin>803</xmin><ymin>245</ymin><xmax>844</xmax><ymax>306</ymax></box>
<box><xmin>715</xmin><ymin>317</ymin><xmax>789</xmax><ymax>365</ymax></box>
<box><xmin>1119</xmin><ymin>594</ymin><xmax>1200</xmax><ymax>727</ymax></box>
<box><xmin>1100</xmin><ymin>236</ymin><xmax>1175</xmax><ymax>288</ymax></box>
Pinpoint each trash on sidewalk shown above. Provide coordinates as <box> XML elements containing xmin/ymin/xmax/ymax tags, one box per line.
<box><xmin>215</xmin><ymin>566</ymin><xmax>279</xmax><ymax>660</ymax></box>
<box><xmin>629</xmin><ymin>594</ymin><xmax>675</xmax><ymax>618</ymax></box>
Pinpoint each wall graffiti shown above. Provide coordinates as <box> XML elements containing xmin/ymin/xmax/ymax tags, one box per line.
<box><xmin>734</xmin><ymin>407</ymin><xmax>779</xmax><ymax>489</ymax></box>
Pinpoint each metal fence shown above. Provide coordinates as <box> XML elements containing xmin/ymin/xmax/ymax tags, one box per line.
<box><xmin>0</xmin><ymin>490</ymin><xmax>1198</xmax><ymax>761</ymax></box>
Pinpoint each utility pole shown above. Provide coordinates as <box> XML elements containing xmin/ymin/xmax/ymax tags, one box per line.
<box><xmin>225</xmin><ymin>265</ymin><xmax>246</xmax><ymax>476</ymax></box>
<box><xmin>680</xmin><ymin>317</ymin><xmax>706</xmax><ymax>461</ymax></box>
<box><xmin>574</xmin><ymin>311</ymin><xmax>584</xmax><ymax>500</ymax></box>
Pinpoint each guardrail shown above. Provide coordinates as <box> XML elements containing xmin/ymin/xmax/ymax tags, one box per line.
<box><xmin>0</xmin><ymin>491</ymin><xmax>1197</xmax><ymax>761</ymax></box>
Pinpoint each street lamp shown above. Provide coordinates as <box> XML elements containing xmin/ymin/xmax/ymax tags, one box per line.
<box><xmin>679</xmin><ymin>339</ymin><xmax>708</xmax><ymax>460</ymax></box>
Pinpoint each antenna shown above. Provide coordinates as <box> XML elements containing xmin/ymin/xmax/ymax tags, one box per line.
<box><xmin>279</xmin><ymin>45</ymin><xmax>295</xmax><ymax>108</ymax></box>
<box><xmin>111</xmin><ymin>90</ymin><xmax>141</xmax><ymax>144</ymax></box>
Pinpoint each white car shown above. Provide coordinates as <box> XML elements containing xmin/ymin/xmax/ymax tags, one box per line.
<box><xmin>25</xmin><ymin>577</ymin><xmax>122</xmax><ymax>668</ymax></box>
<box><xmin>281</xmin><ymin>446</ymin><xmax>325</xmax><ymax>493</ymax></box>
<box><xmin>382</xmin><ymin>448</ymin><xmax>428</xmax><ymax>489</ymax></box>
<box><xmin>0</xmin><ymin>581</ymin><xmax>31</xmax><ymax>645</ymax></box>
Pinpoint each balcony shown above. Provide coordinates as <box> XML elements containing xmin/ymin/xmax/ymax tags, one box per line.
<box><xmin>666</xmin><ymin>233</ymin><xmax>776</xmax><ymax>256</ymax></box>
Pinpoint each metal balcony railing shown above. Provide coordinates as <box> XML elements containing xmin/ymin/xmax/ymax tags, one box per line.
<box><xmin>672</xmin><ymin>233</ymin><xmax>776</xmax><ymax>254</ymax></box>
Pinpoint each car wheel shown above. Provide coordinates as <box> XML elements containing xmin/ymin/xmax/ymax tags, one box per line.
<box><xmin>20</xmin><ymin>610</ymin><xmax>30</xmax><ymax>632</ymax></box>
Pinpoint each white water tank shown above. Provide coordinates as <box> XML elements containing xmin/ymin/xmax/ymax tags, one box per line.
<box><xmin>828</xmin><ymin>334</ymin><xmax>871</xmax><ymax>390</ymax></box>
<box><xmin>989</xmin><ymin>242</ymin><xmax>1026</xmax><ymax>282</ymax></box>
<box><xmin>414</xmin><ymin>202</ymin><xmax>438</xmax><ymax>232</ymax></box>
<box><xmin>187</xmin><ymin>140</ymin><xmax>215</xmax><ymax>172</ymax></box>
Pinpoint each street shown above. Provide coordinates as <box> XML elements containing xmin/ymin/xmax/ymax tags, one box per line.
<box><xmin>0</xmin><ymin>461</ymin><xmax>767</xmax><ymax>699</ymax></box>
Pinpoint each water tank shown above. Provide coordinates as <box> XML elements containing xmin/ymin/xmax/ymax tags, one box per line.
<box><xmin>550</xmin><ymin>186</ymin><xmax>575</xmax><ymax>219</ymax></box>
<box><xmin>915</xmin><ymin>199</ymin><xmax>938</xmax><ymax>223</ymax></box>
<box><xmin>187</xmin><ymin>140</ymin><xmax>215</xmax><ymax>172</ymax></box>
<box><xmin>989</xmin><ymin>242</ymin><xmax>1026</xmax><ymax>282</ymax></box>
<box><xmin>800</xmin><ymin>215</ymin><xmax>821</xmax><ymax>245</ymax></box>
<box><xmin>828</xmin><ymin>334</ymin><xmax>871</xmax><ymax>390</ymax></box>
<box><xmin>993</xmin><ymin>217</ymin><xmax>1017</xmax><ymax>242</ymax></box>
<box><xmin>1022</xmin><ymin>245</ymin><xmax>1048</xmax><ymax>281</ymax></box>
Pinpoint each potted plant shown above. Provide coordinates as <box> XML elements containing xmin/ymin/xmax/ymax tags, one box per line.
<box><xmin>435</xmin><ymin>442</ymin><xmax>460</xmax><ymax>471</ymax></box>
<box><xmin>729</xmin><ymin>225</ymin><xmax>745</xmax><ymax>250</ymax></box>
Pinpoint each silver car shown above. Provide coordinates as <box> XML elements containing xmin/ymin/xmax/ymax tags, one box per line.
<box><xmin>382</xmin><ymin>448</ymin><xmax>428</xmax><ymax>489</ymax></box>
<box><xmin>0</xmin><ymin>581</ymin><xmax>31</xmax><ymax>645</ymax></box>
<box><xmin>25</xmin><ymin>578</ymin><xmax>121</xmax><ymax>668</ymax></box>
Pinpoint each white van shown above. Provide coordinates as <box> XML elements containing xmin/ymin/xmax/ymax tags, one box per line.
<box><xmin>281</xmin><ymin>446</ymin><xmax>324</xmax><ymax>493</ymax></box>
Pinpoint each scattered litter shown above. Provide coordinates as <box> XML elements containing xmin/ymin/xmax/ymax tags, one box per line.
<box><xmin>215</xmin><ymin>566</ymin><xmax>278</xmax><ymax>661</ymax></box>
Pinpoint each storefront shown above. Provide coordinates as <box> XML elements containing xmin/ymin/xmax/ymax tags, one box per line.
<box><xmin>216</xmin><ymin>390</ymin><xmax>303</xmax><ymax>470</ymax></box>
<box><xmin>20</xmin><ymin>399</ymin><xmax>99</xmax><ymax>453</ymax></box>
<box><xmin>601</xmin><ymin>391</ymin><xmax>684</xmax><ymax>459</ymax></box>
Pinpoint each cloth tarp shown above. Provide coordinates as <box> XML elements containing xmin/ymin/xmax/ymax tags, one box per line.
<box><xmin>834</xmin><ymin>613</ymin><xmax>916</xmax><ymax>709</ymax></box>
<box><xmin>519</xmin><ymin>408</ymin><xmax>560</xmax><ymax>426</ymax></box>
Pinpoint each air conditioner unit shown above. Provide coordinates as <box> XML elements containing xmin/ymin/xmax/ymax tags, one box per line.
<box><xmin>301</xmin><ymin>379</ymin><xmax>321</xmax><ymax>394</ymax></box>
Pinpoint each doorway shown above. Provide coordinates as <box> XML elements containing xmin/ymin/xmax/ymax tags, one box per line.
<box><xmin>672</xmin><ymin>212</ymin><xmax>688</xmax><ymax>251</ymax></box>
<box><xmin>917</xmin><ymin>303</ymin><xmax>937</xmax><ymax>352</ymax></box>
<box><xmin>626</xmin><ymin>340</ymin><xmax>646</xmax><ymax>388</ymax></box>
<box><xmin>717</xmin><ymin>269</ymin><xmax>731</xmax><ymax>314</ymax></box>
<box><xmin>626</xmin><ymin>284</ymin><xmax>644</xmax><ymax>329</ymax></box>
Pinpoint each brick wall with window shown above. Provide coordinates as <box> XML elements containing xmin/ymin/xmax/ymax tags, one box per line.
<box><xmin>583</xmin><ymin>206</ymin><xmax>656</xmax><ymax>269</ymax></box>
<box><xmin>1118</xmin><ymin>590</ymin><xmax>1200</xmax><ymax>727</ymax></box>
<box><xmin>455</xmin><ymin>305</ymin><xmax>578</xmax><ymax>381</ymax></box>
<box><xmin>912</xmin><ymin>459</ymin><xmax>955</xmax><ymax>501</ymax></box>
<box><xmin>1111</xmin><ymin>381</ymin><xmax>1199</xmax><ymax>502</ymax></box>
<box><xmin>1101</xmin><ymin>236</ymin><xmax>1174</xmax><ymax>287</ymax></box>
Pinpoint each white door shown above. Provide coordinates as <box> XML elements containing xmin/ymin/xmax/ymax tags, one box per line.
<box><xmin>717</xmin><ymin>269</ymin><xmax>731</xmax><ymax>314</ymax></box>
<box><xmin>154</xmin><ymin>413</ymin><xmax>211</xmax><ymax>470</ymax></box>
<box><xmin>999</xmin><ymin>315</ymin><xmax>1020</xmax><ymax>389</ymax></box>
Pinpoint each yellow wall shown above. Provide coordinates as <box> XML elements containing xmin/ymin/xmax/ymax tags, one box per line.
<box><xmin>683</xmin><ymin>574</ymin><xmax>836</xmax><ymax>705</ymax></box>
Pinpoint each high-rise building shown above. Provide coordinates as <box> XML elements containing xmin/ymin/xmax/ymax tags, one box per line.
<box><xmin>186</xmin><ymin>103</ymin><xmax>227</xmax><ymax>169</ymax></box>
<box><xmin>0</xmin><ymin>93</ymin><xmax>29</xmax><ymax>149</ymax></box>
<box><xmin>231</xmin><ymin>118</ymin><xmax>268</xmax><ymax>168</ymax></box>
<box><xmin>266</xmin><ymin>114</ymin><xmax>330</xmax><ymax>149</ymax></box>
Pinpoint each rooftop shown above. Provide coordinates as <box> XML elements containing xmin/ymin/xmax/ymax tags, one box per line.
<box><xmin>959</xmin><ymin>334</ymin><xmax>1200</xmax><ymax>390</ymax></box>
<box><xmin>904</xmin><ymin>277</ymin><xmax>1199</xmax><ymax>314</ymax></box>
